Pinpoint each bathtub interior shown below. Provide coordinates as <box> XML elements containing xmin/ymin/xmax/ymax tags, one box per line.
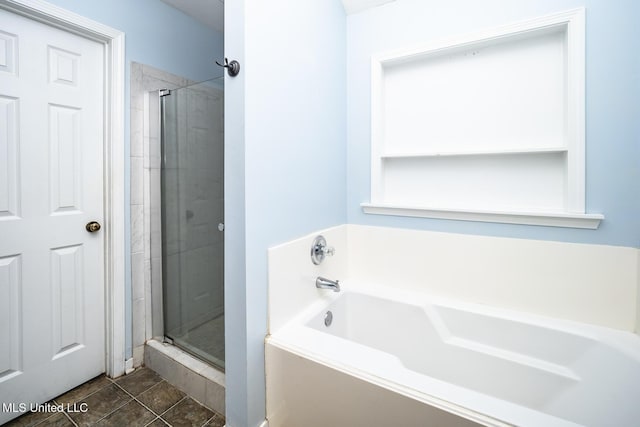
<box><xmin>304</xmin><ymin>290</ymin><xmax>640</xmax><ymax>427</ymax></box>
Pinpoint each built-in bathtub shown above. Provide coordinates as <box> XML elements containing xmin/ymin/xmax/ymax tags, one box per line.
<box><xmin>266</xmin><ymin>282</ymin><xmax>640</xmax><ymax>427</ymax></box>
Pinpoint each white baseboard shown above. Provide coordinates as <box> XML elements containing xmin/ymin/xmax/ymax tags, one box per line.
<box><xmin>222</xmin><ymin>420</ymin><xmax>268</xmax><ymax>427</ymax></box>
<box><xmin>124</xmin><ymin>357</ymin><xmax>134</xmax><ymax>375</ymax></box>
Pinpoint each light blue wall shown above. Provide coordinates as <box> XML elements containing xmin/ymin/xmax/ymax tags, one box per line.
<box><xmin>347</xmin><ymin>0</ymin><xmax>640</xmax><ymax>248</ymax></box>
<box><xmin>224</xmin><ymin>0</ymin><xmax>248</xmax><ymax>426</ymax></box>
<box><xmin>225</xmin><ymin>0</ymin><xmax>347</xmax><ymax>426</ymax></box>
<box><xmin>45</xmin><ymin>0</ymin><xmax>224</xmax><ymax>358</ymax></box>
<box><xmin>45</xmin><ymin>0</ymin><xmax>223</xmax><ymax>82</ymax></box>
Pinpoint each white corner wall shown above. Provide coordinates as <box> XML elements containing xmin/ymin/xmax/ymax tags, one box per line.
<box><xmin>227</xmin><ymin>1</ymin><xmax>347</xmax><ymax>426</ymax></box>
<box><xmin>268</xmin><ymin>225</ymin><xmax>639</xmax><ymax>334</ymax></box>
<box><xmin>268</xmin><ymin>226</ymin><xmax>348</xmax><ymax>335</ymax></box>
<box><xmin>347</xmin><ymin>225</ymin><xmax>639</xmax><ymax>331</ymax></box>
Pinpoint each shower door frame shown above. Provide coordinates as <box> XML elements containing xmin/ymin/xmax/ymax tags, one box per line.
<box><xmin>158</xmin><ymin>80</ymin><xmax>225</xmax><ymax>370</ymax></box>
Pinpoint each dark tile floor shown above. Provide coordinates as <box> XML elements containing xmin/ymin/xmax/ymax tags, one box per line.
<box><xmin>6</xmin><ymin>368</ymin><xmax>225</xmax><ymax>427</ymax></box>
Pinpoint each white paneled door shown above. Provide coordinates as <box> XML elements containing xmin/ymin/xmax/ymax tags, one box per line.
<box><xmin>0</xmin><ymin>7</ymin><xmax>105</xmax><ymax>423</ymax></box>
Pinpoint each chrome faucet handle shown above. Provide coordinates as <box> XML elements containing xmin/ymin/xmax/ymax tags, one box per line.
<box><xmin>311</xmin><ymin>235</ymin><xmax>335</xmax><ymax>265</ymax></box>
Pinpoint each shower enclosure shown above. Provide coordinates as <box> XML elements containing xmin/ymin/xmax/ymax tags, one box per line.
<box><xmin>160</xmin><ymin>77</ymin><xmax>224</xmax><ymax>370</ymax></box>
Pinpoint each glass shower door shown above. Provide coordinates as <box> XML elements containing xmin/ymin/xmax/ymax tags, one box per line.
<box><xmin>160</xmin><ymin>78</ymin><xmax>224</xmax><ymax>369</ymax></box>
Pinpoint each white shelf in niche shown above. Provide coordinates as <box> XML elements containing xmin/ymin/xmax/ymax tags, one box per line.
<box><xmin>381</xmin><ymin>146</ymin><xmax>569</xmax><ymax>159</ymax></box>
<box><xmin>367</xmin><ymin>8</ymin><xmax>598</xmax><ymax>227</ymax></box>
<box><xmin>361</xmin><ymin>203</ymin><xmax>604</xmax><ymax>229</ymax></box>
<box><xmin>381</xmin><ymin>152</ymin><xmax>568</xmax><ymax>215</ymax></box>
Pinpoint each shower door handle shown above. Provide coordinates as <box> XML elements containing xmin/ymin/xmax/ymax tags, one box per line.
<box><xmin>218</xmin><ymin>223</ymin><xmax>225</xmax><ymax>231</ymax></box>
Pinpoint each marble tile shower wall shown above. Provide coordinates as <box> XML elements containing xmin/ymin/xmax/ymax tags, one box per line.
<box><xmin>130</xmin><ymin>63</ymin><xmax>190</xmax><ymax>367</ymax></box>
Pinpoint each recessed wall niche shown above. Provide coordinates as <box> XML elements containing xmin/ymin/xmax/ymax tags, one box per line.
<box><xmin>363</xmin><ymin>8</ymin><xmax>603</xmax><ymax>229</ymax></box>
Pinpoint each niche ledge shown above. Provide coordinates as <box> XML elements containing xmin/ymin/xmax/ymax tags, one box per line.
<box><xmin>361</xmin><ymin>203</ymin><xmax>603</xmax><ymax>229</ymax></box>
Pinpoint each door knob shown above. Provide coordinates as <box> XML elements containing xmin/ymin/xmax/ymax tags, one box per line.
<box><xmin>86</xmin><ymin>221</ymin><xmax>101</xmax><ymax>232</ymax></box>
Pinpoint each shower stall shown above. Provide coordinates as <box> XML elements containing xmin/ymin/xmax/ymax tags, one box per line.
<box><xmin>159</xmin><ymin>77</ymin><xmax>225</xmax><ymax>370</ymax></box>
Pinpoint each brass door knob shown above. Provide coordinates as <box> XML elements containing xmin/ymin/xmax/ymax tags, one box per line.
<box><xmin>86</xmin><ymin>221</ymin><xmax>101</xmax><ymax>232</ymax></box>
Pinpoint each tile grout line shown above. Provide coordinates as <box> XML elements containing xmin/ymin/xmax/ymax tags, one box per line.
<box><xmin>81</xmin><ymin>396</ymin><xmax>132</xmax><ymax>426</ymax></box>
<box><xmin>202</xmin><ymin>413</ymin><xmax>216</xmax><ymax>427</ymax></box>
<box><xmin>21</xmin><ymin>376</ymin><xmax>109</xmax><ymax>426</ymax></box>
<box><xmin>52</xmin><ymin>376</ymin><xmax>116</xmax><ymax>407</ymax></box>
<box><xmin>49</xmin><ymin>376</ymin><xmax>116</xmax><ymax>426</ymax></box>
<box><xmin>157</xmin><ymin>395</ymin><xmax>188</xmax><ymax>419</ymax></box>
<box><xmin>109</xmin><ymin>368</ymin><xmax>191</xmax><ymax>424</ymax></box>
<box><xmin>30</xmin><ymin>413</ymin><xmax>56</xmax><ymax>427</ymax></box>
<box><xmin>94</xmin><ymin>377</ymin><xmax>170</xmax><ymax>426</ymax></box>
<box><xmin>62</xmin><ymin>410</ymin><xmax>79</xmax><ymax>427</ymax></box>
<box><xmin>111</xmin><ymin>377</ymin><xmax>162</xmax><ymax>419</ymax></box>
<box><xmin>73</xmin><ymin>377</ymin><xmax>139</xmax><ymax>425</ymax></box>
<box><xmin>127</xmin><ymin>372</ymin><xmax>224</xmax><ymax>425</ymax></box>
<box><xmin>113</xmin><ymin>375</ymin><xmax>189</xmax><ymax>424</ymax></box>
<box><xmin>29</xmin><ymin>374</ymin><xmax>164</xmax><ymax>427</ymax></box>
<box><xmin>142</xmin><ymin>416</ymin><xmax>166</xmax><ymax>427</ymax></box>
<box><xmin>128</xmin><ymin>380</ymin><xmax>175</xmax><ymax>419</ymax></box>
<box><xmin>28</xmin><ymin>369</ymin><xmax>221</xmax><ymax>427</ymax></box>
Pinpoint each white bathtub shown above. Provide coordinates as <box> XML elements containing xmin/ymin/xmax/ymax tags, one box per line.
<box><xmin>267</xmin><ymin>283</ymin><xmax>640</xmax><ymax>427</ymax></box>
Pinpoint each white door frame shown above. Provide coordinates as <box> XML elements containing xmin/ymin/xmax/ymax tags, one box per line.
<box><xmin>0</xmin><ymin>0</ymin><xmax>126</xmax><ymax>377</ymax></box>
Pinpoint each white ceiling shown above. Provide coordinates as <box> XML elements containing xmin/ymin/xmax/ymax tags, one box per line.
<box><xmin>160</xmin><ymin>0</ymin><xmax>224</xmax><ymax>33</ymax></box>
<box><xmin>160</xmin><ymin>0</ymin><xmax>396</xmax><ymax>33</ymax></box>
<box><xmin>341</xmin><ymin>0</ymin><xmax>396</xmax><ymax>15</ymax></box>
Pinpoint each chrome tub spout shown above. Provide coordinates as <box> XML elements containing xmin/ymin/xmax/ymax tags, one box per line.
<box><xmin>316</xmin><ymin>276</ymin><xmax>340</xmax><ymax>292</ymax></box>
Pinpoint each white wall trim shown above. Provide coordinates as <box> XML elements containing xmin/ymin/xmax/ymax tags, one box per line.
<box><xmin>0</xmin><ymin>0</ymin><xmax>127</xmax><ymax>377</ymax></box>
<box><xmin>565</xmin><ymin>8</ymin><xmax>586</xmax><ymax>212</ymax></box>
<box><xmin>636</xmin><ymin>250</ymin><xmax>640</xmax><ymax>335</ymax></box>
<box><xmin>370</xmin><ymin>8</ymin><xmax>585</xmax><ymax>68</ymax></box>
<box><xmin>221</xmin><ymin>421</ymin><xmax>269</xmax><ymax>427</ymax></box>
<box><xmin>361</xmin><ymin>203</ymin><xmax>604</xmax><ymax>229</ymax></box>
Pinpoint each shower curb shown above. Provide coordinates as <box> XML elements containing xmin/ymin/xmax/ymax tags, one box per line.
<box><xmin>144</xmin><ymin>339</ymin><xmax>225</xmax><ymax>415</ymax></box>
